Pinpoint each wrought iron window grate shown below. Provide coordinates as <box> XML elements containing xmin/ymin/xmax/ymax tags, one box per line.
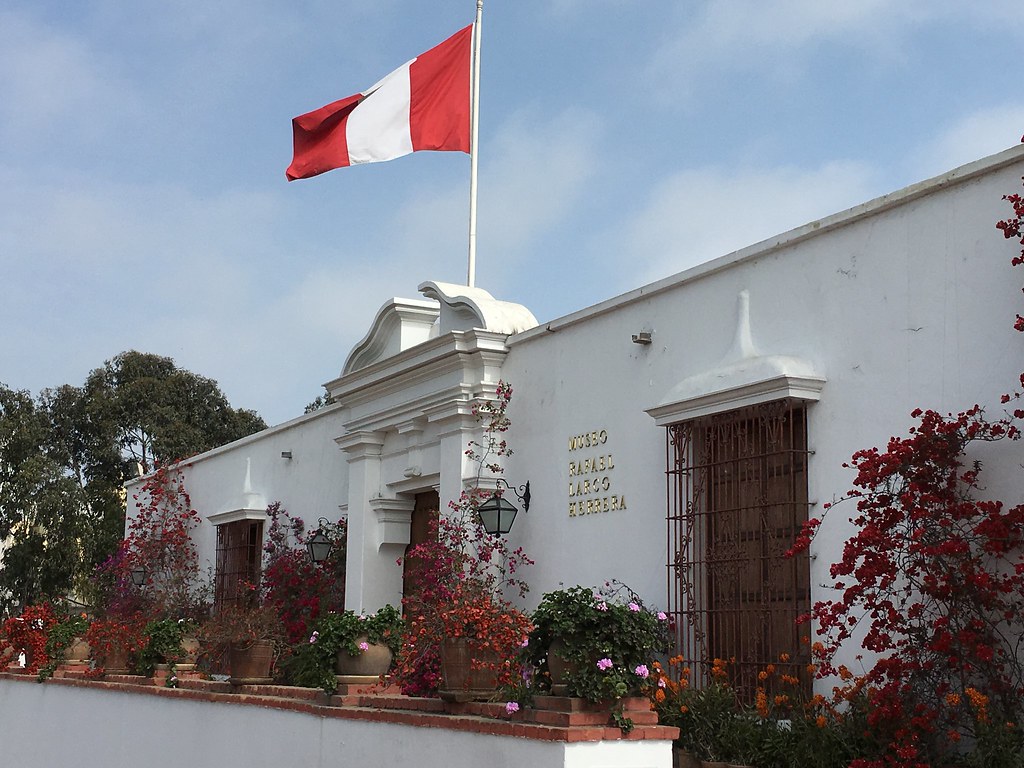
<box><xmin>215</xmin><ymin>520</ymin><xmax>264</xmax><ymax>608</ymax></box>
<box><xmin>665</xmin><ymin>400</ymin><xmax>812</xmax><ymax>698</ymax></box>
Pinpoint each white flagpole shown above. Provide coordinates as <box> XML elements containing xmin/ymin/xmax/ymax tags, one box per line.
<box><xmin>467</xmin><ymin>0</ymin><xmax>483</xmax><ymax>287</ymax></box>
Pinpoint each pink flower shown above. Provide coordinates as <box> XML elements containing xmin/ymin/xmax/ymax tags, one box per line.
<box><xmin>628</xmin><ymin>602</ymin><xmax>641</xmax><ymax>612</ymax></box>
<box><xmin>596</xmin><ymin>602</ymin><xmax>608</xmax><ymax>611</ymax></box>
<box><xmin>520</xmin><ymin>638</ymin><xmax>529</xmax><ymax>648</ymax></box>
<box><xmin>597</xmin><ymin>658</ymin><xmax>614</xmax><ymax>671</ymax></box>
<box><xmin>358</xmin><ymin>641</ymin><xmax>370</xmax><ymax>651</ymax></box>
<box><xmin>634</xmin><ymin>664</ymin><xmax>650</xmax><ymax>679</ymax></box>
<box><xmin>658</xmin><ymin>678</ymin><xmax>667</xmax><ymax>688</ymax></box>
<box><xmin>505</xmin><ymin>701</ymin><xmax>520</xmax><ymax>714</ymax></box>
<box><xmin>309</xmin><ymin>631</ymin><xmax>319</xmax><ymax>644</ymax></box>
<box><xmin>657</xmin><ymin>612</ymin><xmax>668</xmax><ymax>621</ymax></box>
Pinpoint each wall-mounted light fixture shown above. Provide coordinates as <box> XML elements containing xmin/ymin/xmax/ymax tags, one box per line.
<box><xmin>305</xmin><ymin>518</ymin><xmax>333</xmax><ymax>565</ymax></box>
<box><xmin>631</xmin><ymin>331</ymin><xmax>652</xmax><ymax>345</ymax></box>
<box><xmin>306</xmin><ymin>518</ymin><xmax>333</xmax><ymax>563</ymax></box>
<box><xmin>478</xmin><ymin>479</ymin><xmax>531</xmax><ymax>536</ymax></box>
<box><xmin>281</xmin><ymin>451</ymin><xmax>293</xmax><ymax>459</ymax></box>
<box><xmin>129</xmin><ymin>566</ymin><xmax>148</xmax><ymax>588</ymax></box>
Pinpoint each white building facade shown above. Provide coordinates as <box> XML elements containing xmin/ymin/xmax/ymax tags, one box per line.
<box><xmin>127</xmin><ymin>145</ymin><xmax>1024</xmax><ymax>690</ymax></box>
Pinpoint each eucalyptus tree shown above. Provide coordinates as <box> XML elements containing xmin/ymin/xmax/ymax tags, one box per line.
<box><xmin>0</xmin><ymin>352</ymin><xmax>266</xmax><ymax>615</ymax></box>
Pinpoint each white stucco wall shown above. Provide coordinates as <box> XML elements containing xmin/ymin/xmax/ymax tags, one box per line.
<box><xmin>0</xmin><ymin>679</ymin><xmax>672</xmax><ymax>768</ymax></box>
<box><xmin>124</xmin><ymin>145</ymin><xmax>1024</xmax><ymax>680</ymax></box>
<box><xmin>499</xmin><ymin>147</ymin><xmax>1024</xmax><ymax>610</ymax></box>
<box><xmin>126</xmin><ymin>404</ymin><xmax>351</xmax><ymax>575</ymax></box>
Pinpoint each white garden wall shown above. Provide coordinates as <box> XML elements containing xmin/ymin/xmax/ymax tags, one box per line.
<box><xmin>0</xmin><ymin>676</ymin><xmax>672</xmax><ymax>768</ymax></box>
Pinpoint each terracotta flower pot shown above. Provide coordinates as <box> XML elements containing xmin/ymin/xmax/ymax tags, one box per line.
<box><xmin>64</xmin><ymin>637</ymin><xmax>91</xmax><ymax>666</ymax></box>
<box><xmin>335</xmin><ymin>635</ymin><xmax>392</xmax><ymax>677</ymax></box>
<box><xmin>228</xmin><ymin>639</ymin><xmax>275</xmax><ymax>684</ymax></box>
<box><xmin>546</xmin><ymin>640</ymin><xmax>577</xmax><ymax>696</ymax></box>
<box><xmin>438</xmin><ymin>637</ymin><xmax>500</xmax><ymax>702</ymax></box>
<box><xmin>177</xmin><ymin>636</ymin><xmax>201</xmax><ymax>671</ymax></box>
<box><xmin>99</xmin><ymin>646</ymin><xmax>131</xmax><ymax>675</ymax></box>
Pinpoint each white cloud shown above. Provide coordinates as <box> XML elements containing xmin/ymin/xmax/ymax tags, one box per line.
<box><xmin>0</xmin><ymin>10</ymin><xmax>134</xmax><ymax>145</ymax></box>
<box><xmin>476</xmin><ymin>107</ymin><xmax>601</xmax><ymax>281</ymax></box>
<box><xmin>909</xmin><ymin>106</ymin><xmax>1024</xmax><ymax>181</ymax></box>
<box><xmin>620</xmin><ymin>161</ymin><xmax>881</xmax><ymax>285</ymax></box>
<box><xmin>644</xmin><ymin>0</ymin><xmax>1024</xmax><ymax>106</ymax></box>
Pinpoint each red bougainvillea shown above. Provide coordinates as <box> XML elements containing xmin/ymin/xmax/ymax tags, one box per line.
<box><xmin>787</xmin><ymin>171</ymin><xmax>1024</xmax><ymax>767</ymax></box>
<box><xmin>261</xmin><ymin>502</ymin><xmax>347</xmax><ymax>645</ymax></box>
<box><xmin>126</xmin><ymin>464</ymin><xmax>206</xmax><ymax>620</ymax></box>
<box><xmin>390</xmin><ymin>382</ymin><xmax>533</xmax><ymax>697</ymax></box>
<box><xmin>2</xmin><ymin>603</ymin><xmax>58</xmax><ymax>674</ymax></box>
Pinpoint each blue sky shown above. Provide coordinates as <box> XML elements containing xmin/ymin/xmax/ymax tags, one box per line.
<box><xmin>2</xmin><ymin>0</ymin><xmax>1022</xmax><ymax>426</ymax></box>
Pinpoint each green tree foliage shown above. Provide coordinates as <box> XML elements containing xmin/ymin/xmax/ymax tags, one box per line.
<box><xmin>0</xmin><ymin>351</ymin><xmax>266</xmax><ymax>616</ymax></box>
<box><xmin>303</xmin><ymin>392</ymin><xmax>334</xmax><ymax>414</ymax></box>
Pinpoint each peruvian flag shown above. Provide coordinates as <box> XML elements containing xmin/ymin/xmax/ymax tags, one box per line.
<box><xmin>286</xmin><ymin>25</ymin><xmax>472</xmax><ymax>181</ymax></box>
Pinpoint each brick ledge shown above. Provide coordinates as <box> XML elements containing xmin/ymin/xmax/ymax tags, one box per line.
<box><xmin>0</xmin><ymin>672</ymin><xmax>677</xmax><ymax>743</ymax></box>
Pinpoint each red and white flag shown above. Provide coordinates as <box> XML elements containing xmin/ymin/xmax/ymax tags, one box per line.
<box><xmin>286</xmin><ymin>25</ymin><xmax>472</xmax><ymax>181</ymax></box>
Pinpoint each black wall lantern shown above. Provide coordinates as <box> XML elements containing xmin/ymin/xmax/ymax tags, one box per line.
<box><xmin>478</xmin><ymin>479</ymin><xmax>531</xmax><ymax>536</ymax></box>
<box><xmin>129</xmin><ymin>566</ymin><xmax>148</xmax><ymax>588</ymax></box>
<box><xmin>306</xmin><ymin>518</ymin><xmax>334</xmax><ymax>564</ymax></box>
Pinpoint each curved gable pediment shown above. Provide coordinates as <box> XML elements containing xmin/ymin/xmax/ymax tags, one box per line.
<box><xmin>342</xmin><ymin>298</ymin><xmax>440</xmax><ymax>375</ymax></box>
<box><xmin>418</xmin><ymin>281</ymin><xmax>538</xmax><ymax>335</ymax></box>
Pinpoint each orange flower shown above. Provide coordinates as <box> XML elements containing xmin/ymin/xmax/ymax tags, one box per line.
<box><xmin>945</xmin><ymin>693</ymin><xmax>961</xmax><ymax>707</ymax></box>
<box><xmin>815</xmin><ymin>715</ymin><xmax>827</xmax><ymax>728</ymax></box>
<box><xmin>779</xmin><ymin>652</ymin><xmax>791</xmax><ymax>663</ymax></box>
<box><xmin>655</xmin><ymin>689</ymin><xmax>666</xmax><ymax>703</ymax></box>
<box><xmin>711</xmin><ymin>660</ymin><xmax>728</xmax><ymax>680</ymax></box>
<box><xmin>755</xmin><ymin>688</ymin><xmax>769</xmax><ymax>717</ymax></box>
<box><xmin>965</xmin><ymin>688</ymin><xmax>988</xmax><ymax>708</ymax></box>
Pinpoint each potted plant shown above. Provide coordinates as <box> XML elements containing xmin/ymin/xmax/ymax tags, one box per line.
<box><xmin>525</xmin><ymin>581</ymin><xmax>670</xmax><ymax>728</ymax></box>
<box><xmin>37</xmin><ymin>610</ymin><xmax>91</xmax><ymax>681</ymax></box>
<box><xmin>197</xmin><ymin>601</ymin><xmax>286</xmax><ymax>684</ymax></box>
<box><xmin>391</xmin><ymin>382</ymin><xmax>534</xmax><ymax>700</ymax></box>
<box><xmin>433</xmin><ymin>578</ymin><xmax>532</xmax><ymax>701</ymax></box>
<box><xmin>136</xmin><ymin>617</ymin><xmax>200</xmax><ymax>677</ymax></box>
<box><xmin>85</xmin><ymin>613</ymin><xmax>147</xmax><ymax>675</ymax></box>
<box><xmin>84</xmin><ymin>540</ymin><xmax>159</xmax><ymax>676</ymax></box>
<box><xmin>391</xmin><ymin>495</ymin><xmax>532</xmax><ymax>700</ymax></box>
<box><xmin>288</xmin><ymin>605</ymin><xmax>403</xmax><ymax>693</ymax></box>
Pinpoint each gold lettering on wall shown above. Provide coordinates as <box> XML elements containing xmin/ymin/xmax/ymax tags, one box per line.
<box><xmin>567</xmin><ymin>428</ymin><xmax>624</xmax><ymax>518</ymax></box>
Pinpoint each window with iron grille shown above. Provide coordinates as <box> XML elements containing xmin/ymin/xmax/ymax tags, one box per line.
<box><xmin>666</xmin><ymin>400</ymin><xmax>812</xmax><ymax>697</ymax></box>
<box><xmin>215</xmin><ymin>519</ymin><xmax>264</xmax><ymax>608</ymax></box>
